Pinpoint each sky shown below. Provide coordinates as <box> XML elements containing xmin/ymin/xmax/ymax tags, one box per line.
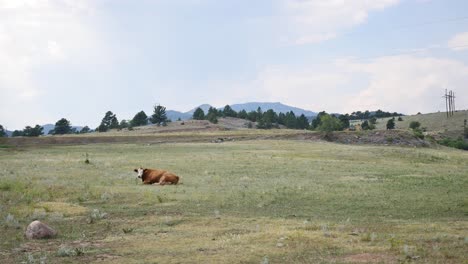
<box><xmin>1</xmin><ymin>0</ymin><xmax>468</xmax><ymax>130</ymax></box>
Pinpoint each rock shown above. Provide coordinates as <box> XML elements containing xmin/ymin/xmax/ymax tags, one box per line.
<box><xmin>25</xmin><ymin>220</ymin><xmax>57</xmax><ymax>239</ymax></box>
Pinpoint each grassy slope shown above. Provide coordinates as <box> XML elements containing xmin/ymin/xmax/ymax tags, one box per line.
<box><xmin>374</xmin><ymin>110</ymin><xmax>467</xmax><ymax>135</ymax></box>
<box><xmin>0</xmin><ymin>141</ymin><xmax>467</xmax><ymax>263</ymax></box>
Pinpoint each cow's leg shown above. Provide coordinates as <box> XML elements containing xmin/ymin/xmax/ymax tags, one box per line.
<box><xmin>159</xmin><ymin>175</ymin><xmax>166</xmax><ymax>185</ymax></box>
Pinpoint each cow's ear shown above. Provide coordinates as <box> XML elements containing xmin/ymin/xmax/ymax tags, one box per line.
<box><xmin>134</xmin><ymin>169</ymin><xmax>138</xmax><ymax>173</ymax></box>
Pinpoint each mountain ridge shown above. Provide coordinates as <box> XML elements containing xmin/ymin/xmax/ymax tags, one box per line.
<box><xmin>167</xmin><ymin>102</ymin><xmax>317</xmax><ymax>121</ymax></box>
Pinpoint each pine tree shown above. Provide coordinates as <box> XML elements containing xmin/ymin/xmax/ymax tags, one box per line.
<box><xmin>150</xmin><ymin>105</ymin><xmax>168</xmax><ymax>126</ymax></box>
<box><xmin>284</xmin><ymin>111</ymin><xmax>297</xmax><ymax>129</ymax></box>
<box><xmin>237</xmin><ymin>110</ymin><xmax>248</xmax><ymax>119</ymax></box>
<box><xmin>338</xmin><ymin>114</ymin><xmax>350</xmax><ymax>130</ymax></box>
<box><xmin>0</xmin><ymin>124</ymin><xmax>6</xmax><ymax>137</ymax></box>
<box><xmin>131</xmin><ymin>111</ymin><xmax>148</xmax><ymax>127</ymax></box>
<box><xmin>80</xmin><ymin>126</ymin><xmax>91</xmax><ymax>133</ymax></box>
<box><xmin>297</xmin><ymin>114</ymin><xmax>310</xmax><ymax>129</ymax></box>
<box><xmin>222</xmin><ymin>105</ymin><xmax>237</xmax><ymax>117</ymax></box>
<box><xmin>98</xmin><ymin>111</ymin><xmax>119</xmax><ymax>132</ymax></box>
<box><xmin>21</xmin><ymin>125</ymin><xmax>43</xmax><ymax>137</ymax></box>
<box><xmin>386</xmin><ymin>118</ymin><xmax>395</xmax><ymax>130</ymax></box>
<box><xmin>53</xmin><ymin>118</ymin><xmax>73</xmax><ymax>135</ymax></box>
<box><xmin>119</xmin><ymin>120</ymin><xmax>129</xmax><ymax>129</ymax></box>
<box><xmin>193</xmin><ymin>108</ymin><xmax>205</xmax><ymax>120</ymax></box>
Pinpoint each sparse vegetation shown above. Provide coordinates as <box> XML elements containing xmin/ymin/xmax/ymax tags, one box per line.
<box><xmin>438</xmin><ymin>137</ymin><xmax>468</xmax><ymax>150</ymax></box>
<box><xmin>0</xmin><ymin>137</ymin><xmax>466</xmax><ymax>263</ymax></box>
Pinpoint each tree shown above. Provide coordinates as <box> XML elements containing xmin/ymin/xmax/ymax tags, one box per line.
<box><xmin>192</xmin><ymin>108</ymin><xmax>205</xmax><ymax>120</ymax></box>
<box><xmin>80</xmin><ymin>126</ymin><xmax>91</xmax><ymax>134</ymax></box>
<box><xmin>206</xmin><ymin>107</ymin><xmax>219</xmax><ymax>124</ymax></box>
<box><xmin>297</xmin><ymin>114</ymin><xmax>310</xmax><ymax>130</ymax></box>
<box><xmin>398</xmin><ymin>117</ymin><xmax>403</xmax><ymax>121</ymax></box>
<box><xmin>386</xmin><ymin>118</ymin><xmax>395</xmax><ymax>130</ymax></box>
<box><xmin>409</xmin><ymin>121</ymin><xmax>421</xmax><ymax>130</ymax></box>
<box><xmin>338</xmin><ymin>114</ymin><xmax>350</xmax><ymax>130</ymax></box>
<box><xmin>0</xmin><ymin>124</ymin><xmax>6</xmax><ymax>137</ymax></box>
<box><xmin>150</xmin><ymin>105</ymin><xmax>168</xmax><ymax>126</ymax></box>
<box><xmin>318</xmin><ymin>114</ymin><xmax>342</xmax><ymax>133</ymax></box>
<box><xmin>12</xmin><ymin>130</ymin><xmax>24</xmax><ymax>137</ymax></box>
<box><xmin>361</xmin><ymin>120</ymin><xmax>371</xmax><ymax>130</ymax></box>
<box><xmin>98</xmin><ymin>111</ymin><xmax>119</xmax><ymax>132</ymax></box>
<box><xmin>256</xmin><ymin>109</ymin><xmax>277</xmax><ymax>129</ymax></box>
<box><xmin>247</xmin><ymin>111</ymin><xmax>258</xmax><ymax>122</ymax></box>
<box><xmin>53</xmin><ymin>118</ymin><xmax>72</xmax><ymax>135</ymax></box>
<box><xmin>311</xmin><ymin>111</ymin><xmax>327</xmax><ymax>130</ymax></box>
<box><xmin>238</xmin><ymin>109</ymin><xmax>248</xmax><ymax>119</ymax></box>
<box><xmin>222</xmin><ymin>105</ymin><xmax>237</xmax><ymax>118</ymax></box>
<box><xmin>119</xmin><ymin>120</ymin><xmax>129</xmax><ymax>129</ymax></box>
<box><xmin>369</xmin><ymin>117</ymin><xmax>377</xmax><ymax>125</ymax></box>
<box><xmin>19</xmin><ymin>125</ymin><xmax>43</xmax><ymax>137</ymax></box>
<box><xmin>284</xmin><ymin>111</ymin><xmax>297</xmax><ymax>129</ymax></box>
<box><xmin>131</xmin><ymin>111</ymin><xmax>148</xmax><ymax>127</ymax></box>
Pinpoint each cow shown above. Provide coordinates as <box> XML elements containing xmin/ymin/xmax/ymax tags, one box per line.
<box><xmin>133</xmin><ymin>167</ymin><xmax>180</xmax><ymax>185</ymax></box>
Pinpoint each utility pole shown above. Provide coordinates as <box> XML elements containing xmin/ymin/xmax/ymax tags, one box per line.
<box><xmin>443</xmin><ymin>89</ymin><xmax>456</xmax><ymax>118</ymax></box>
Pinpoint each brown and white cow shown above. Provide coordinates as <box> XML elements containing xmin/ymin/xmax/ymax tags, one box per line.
<box><xmin>133</xmin><ymin>167</ymin><xmax>180</xmax><ymax>185</ymax></box>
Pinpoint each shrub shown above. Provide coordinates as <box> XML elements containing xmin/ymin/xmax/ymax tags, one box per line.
<box><xmin>412</xmin><ymin>128</ymin><xmax>424</xmax><ymax>139</ymax></box>
<box><xmin>409</xmin><ymin>121</ymin><xmax>421</xmax><ymax>130</ymax></box>
<box><xmin>438</xmin><ymin>137</ymin><xmax>468</xmax><ymax>150</ymax></box>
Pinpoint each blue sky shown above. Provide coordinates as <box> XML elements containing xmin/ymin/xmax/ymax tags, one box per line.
<box><xmin>1</xmin><ymin>0</ymin><xmax>468</xmax><ymax>130</ymax></box>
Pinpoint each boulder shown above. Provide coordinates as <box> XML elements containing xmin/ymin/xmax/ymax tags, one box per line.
<box><xmin>25</xmin><ymin>220</ymin><xmax>57</xmax><ymax>239</ymax></box>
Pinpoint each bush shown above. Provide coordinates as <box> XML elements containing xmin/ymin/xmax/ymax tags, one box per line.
<box><xmin>409</xmin><ymin>121</ymin><xmax>421</xmax><ymax>130</ymax></box>
<box><xmin>438</xmin><ymin>137</ymin><xmax>468</xmax><ymax>150</ymax></box>
<box><xmin>412</xmin><ymin>128</ymin><xmax>424</xmax><ymax>139</ymax></box>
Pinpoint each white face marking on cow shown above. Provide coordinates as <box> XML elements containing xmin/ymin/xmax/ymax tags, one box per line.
<box><xmin>136</xmin><ymin>168</ymin><xmax>144</xmax><ymax>178</ymax></box>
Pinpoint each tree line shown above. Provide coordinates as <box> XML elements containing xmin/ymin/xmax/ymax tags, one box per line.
<box><xmin>3</xmin><ymin>104</ymin><xmax>169</xmax><ymax>137</ymax></box>
<box><xmin>193</xmin><ymin>106</ymin><xmax>311</xmax><ymax>129</ymax></box>
<box><xmin>0</xmin><ymin>104</ymin><xmax>405</xmax><ymax>137</ymax></box>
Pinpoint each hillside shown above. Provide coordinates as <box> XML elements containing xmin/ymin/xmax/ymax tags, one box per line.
<box><xmin>371</xmin><ymin>110</ymin><xmax>467</xmax><ymax>137</ymax></box>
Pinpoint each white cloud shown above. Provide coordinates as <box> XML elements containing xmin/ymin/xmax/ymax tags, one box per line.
<box><xmin>240</xmin><ymin>55</ymin><xmax>468</xmax><ymax>114</ymax></box>
<box><xmin>0</xmin><ymin>0</ymin><xmax>103</xmax><ymax>129</ymax></box>
<box><xmin>448</xmin><ymin>31</ymin><xmax>468</xmax><ymax>51</ymax></box>
<box><xmin>280</xmin><ymin>0</ymin><xmax>400</xmax><ymax>45</ymax></box>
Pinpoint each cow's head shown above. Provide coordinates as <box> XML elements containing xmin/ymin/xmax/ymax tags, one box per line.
<box><xmin>133</xmin><ymin>168</ymin><xmax>145</xmax><ymax>179</ymax></box>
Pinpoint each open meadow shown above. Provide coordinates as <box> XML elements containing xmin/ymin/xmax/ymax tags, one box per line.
<box><xmin>0</xmin><ymin>138</ymin><xmax>467</xmax><ymax>263</ymax></box>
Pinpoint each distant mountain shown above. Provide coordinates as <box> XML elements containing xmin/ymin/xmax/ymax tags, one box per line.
<box><xmin>186</xmin><ymin>104</ymin><xmax>214</xmax><ymax>115</ymax></box>
<box><xmin>229</xmin><ymin>102</ymin><xmax>317</xmax><ymax>117</ymax></box>
<box><xmin>168</xmin><ymin>102</ymin><xmax>317</xmax><ymax>121</ymax></box>
<box><xmin>166</xmin><ymin>110</ymin><xmax>192</xmax><ymax>122</ymax></box>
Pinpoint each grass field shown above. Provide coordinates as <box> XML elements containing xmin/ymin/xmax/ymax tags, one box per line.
<box><xmin>0</xmin><ymin>140</ymin><xmax>467</xmax><ymax>263</ymax></box>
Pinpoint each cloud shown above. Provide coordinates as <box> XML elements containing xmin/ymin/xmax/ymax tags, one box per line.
<box><xmin>241</xmin><ymin>55</ymin><xmax>468</xmax><ymax>114</ymax></box>
<box><xmin>448</xmin><ymin>31</ymin><xmax>468</xmax><ymax>51</ymax></box>
<box><xmin>0</xmin><ymin>0</ymin><xmax>103</xmax><ymax>129</ymax></box>
<box><xmin>280</xmin><ymin>0</ymin><xmax>400</xmax><ymax>45</ymax></box>
<box><xmin>340</xmin><ymin>56</ymin><xmax>468</xmax><ymax>114</ymax></box>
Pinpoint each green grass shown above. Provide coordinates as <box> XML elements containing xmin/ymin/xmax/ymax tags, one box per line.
<box><xmin>0</xmin><ymin>140</ymin><xmax>467</xmax><ymax>263</ymax></box>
